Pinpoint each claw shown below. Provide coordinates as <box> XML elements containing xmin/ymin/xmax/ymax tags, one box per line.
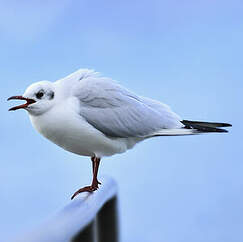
<box><xmin>71</xmin><ymin>184</ymin><xmax>99</xmax><ymax>200</ymax></box>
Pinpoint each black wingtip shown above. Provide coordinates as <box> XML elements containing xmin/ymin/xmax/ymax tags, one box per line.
<box><xmin>181</xmin><ymin>120</ymin><xmax>232</xmax><ymax>128</ymax></box>
<box><xmin>181</xmin><ymin>120</ymin><xmax>231</xmax><ymax>133</ymax></box>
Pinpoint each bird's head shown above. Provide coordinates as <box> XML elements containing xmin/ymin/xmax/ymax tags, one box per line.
<box><xmin>8</xmin><ymin>81</ymin><xmax>56</xmax><ymax>116</ymax></box>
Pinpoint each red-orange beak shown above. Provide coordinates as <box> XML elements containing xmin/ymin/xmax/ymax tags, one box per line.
<box><xmin>7</xmin><ymin>96</ymin><xmax>36</xmax><ymax>111</ymax></box>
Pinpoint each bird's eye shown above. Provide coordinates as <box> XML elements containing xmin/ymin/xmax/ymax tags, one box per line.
<box><xmin>36</xmin><ymin>91</ymin><xmax>44</xmax><ymax>99</ymax></box>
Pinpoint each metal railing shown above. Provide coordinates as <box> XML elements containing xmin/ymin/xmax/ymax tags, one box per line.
<box><xmin>12</xmin><ymin>176</ymin><xmax>119</xmax><ymax>242</ymax></box>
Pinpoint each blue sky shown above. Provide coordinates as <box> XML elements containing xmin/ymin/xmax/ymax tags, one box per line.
<box><xmin>1</xmin><ymin>1</ymin><xmax>242</xmax><ymax>241</ymax></box>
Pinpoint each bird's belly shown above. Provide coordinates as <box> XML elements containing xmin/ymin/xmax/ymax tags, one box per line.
<box><xmin>29</xmin><ymin>109</ymin><xmax>130</xmax><ymax>157</ymax></box>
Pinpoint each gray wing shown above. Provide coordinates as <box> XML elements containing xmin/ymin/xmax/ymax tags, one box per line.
<box><xmin>71</xmin><ymin>70</ymin><xmax>183</xmax><ymax>138</ymax></box>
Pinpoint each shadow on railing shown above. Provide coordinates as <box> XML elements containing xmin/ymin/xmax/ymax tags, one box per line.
<box><xmin>72</xmin><ymin>196</ymin><xmax>118</xmax><ymax>242</ymax></box>
<box><xmin>12</xmin><ymin>176</ymin><xmax>119</xmax><ymax>242</ymax></box>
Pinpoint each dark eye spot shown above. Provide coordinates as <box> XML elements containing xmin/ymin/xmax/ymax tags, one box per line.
<box><xmin>49</xmin><ymin>91</ymin><xmax>54</xmax><ymax>99</ymax></box>
<box><xmin>36</xmin><ymin>91</ymin><xmax>44</xmax><ymax>99</ymax></box>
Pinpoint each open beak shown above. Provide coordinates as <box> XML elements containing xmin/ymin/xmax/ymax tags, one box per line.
<box><xmin>7</xmin><ymin>96</ymin><xmax>36</xmax><ymax>111</ymax></box>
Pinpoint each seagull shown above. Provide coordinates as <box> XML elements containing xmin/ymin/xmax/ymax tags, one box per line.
<box><xmin>7</xmin><ymin>69</ymin><xmax>232</xmax><ymax>199</ymax></box>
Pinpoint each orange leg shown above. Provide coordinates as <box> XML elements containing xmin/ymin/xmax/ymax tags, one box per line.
<box><xmin>71</xmin><ymin>157</ymin><xmax>101</xmax><ymax>200</ymax></box>
<box><xmin>91</xmin><ymin>156</ymin><xmax>101</xmax><ymax>185</ymax></box>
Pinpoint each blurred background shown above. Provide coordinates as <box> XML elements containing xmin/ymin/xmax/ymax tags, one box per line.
<box><xmin>0</xmin><ymin>0</ymin><xmax>242</xmax><ymax>241</ymax></box>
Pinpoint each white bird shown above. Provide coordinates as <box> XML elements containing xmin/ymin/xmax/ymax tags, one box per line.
<box><xmin>8</xmin><ymin>69</ymin><xmax>231</xmax><ymax>199</ymax></box>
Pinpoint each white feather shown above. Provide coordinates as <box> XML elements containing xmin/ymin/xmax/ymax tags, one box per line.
<box><xmin>22</xmin><ymin>69</ymin><xmax>191</xmax><ymax>157</ymax></box>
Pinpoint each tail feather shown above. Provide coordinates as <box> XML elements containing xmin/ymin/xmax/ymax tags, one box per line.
<box><xmin>148</xmin><ymin>128</ymin><xmax>200</xmax><ymax>137</ymax></box>
<box><xmin>147</xmin><ymin>120</ymin><xmax>232</xmax><ymax>137</ymax></box>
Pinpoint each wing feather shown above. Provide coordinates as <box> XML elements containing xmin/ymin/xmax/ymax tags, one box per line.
<box><xmin>64</xmin><ymin>69</ymin><xmax>183</xmax><ymax>138</ymax></box>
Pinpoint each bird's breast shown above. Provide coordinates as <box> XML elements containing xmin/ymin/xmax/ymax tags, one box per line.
<box><xmin>28</xmin><ymin>102</ymin><xmax>130</xmax><ymax>157</ymax></box>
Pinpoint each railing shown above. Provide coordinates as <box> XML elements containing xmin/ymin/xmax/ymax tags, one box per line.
<box><xmin>12</xmin><ymin>176</ymin><xmax>119</xmax><ymax>242</ymax></box>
